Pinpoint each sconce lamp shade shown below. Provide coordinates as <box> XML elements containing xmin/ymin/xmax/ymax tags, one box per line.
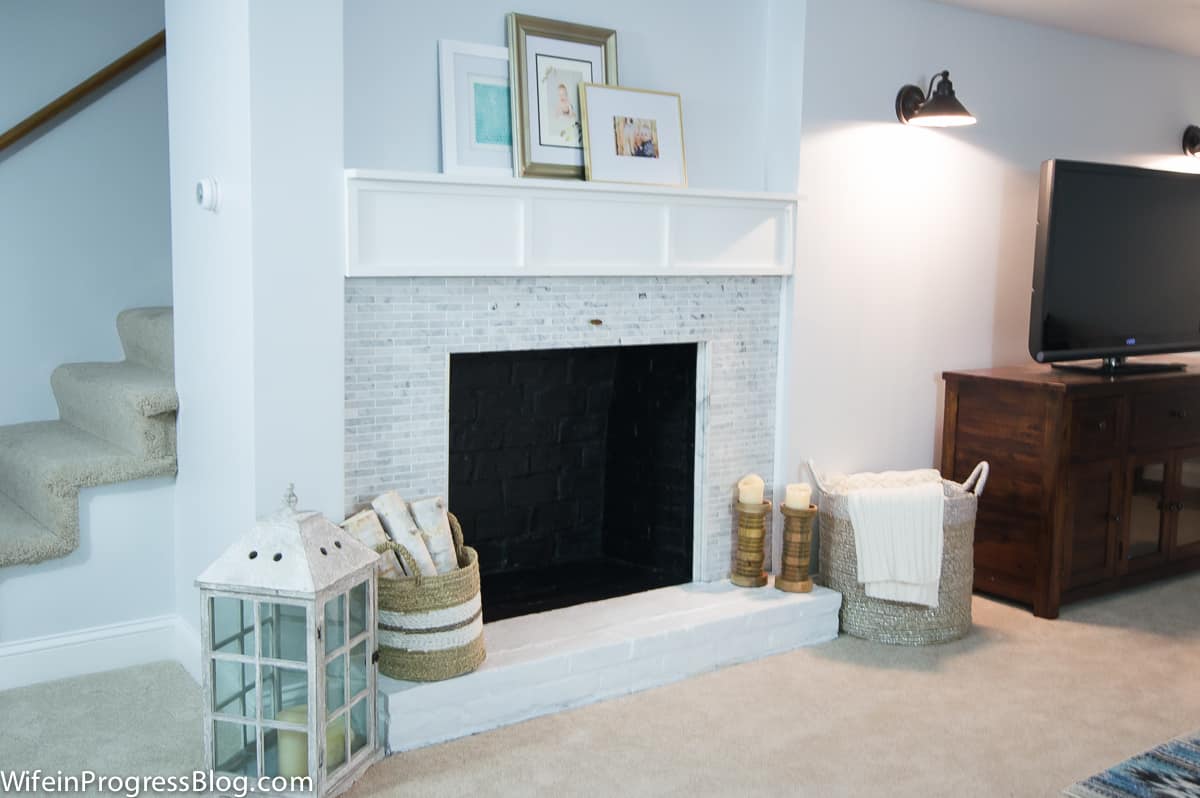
<box><xmin>896</xmin><ymin>71</ymin><xmax>976</xmax><ymax>128</ymax></box>
<box><xmin>1184</xmin><ymin>125</ymin><xmax>1200</xmax><ymax>158</ymax></box>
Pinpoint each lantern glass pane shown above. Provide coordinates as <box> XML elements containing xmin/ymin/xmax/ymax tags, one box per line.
<box><xmin>211</xmin><ymin>597</ymin><xmax>254</xmax><ymax>656</ymax></box>
<box><xmin>213</xmin><ymin>719</ymin><xmax>257</xmax><ymax>777</ymax></box>
<box><xmin>212</xmin><ymin>660</ymin><xmax>256</xmax><ymax>718</ymax></box>
<box><xmin>261</xmin><ymin>665</ymin><xmax>308</xmax><ymax>723</ymax></box>
<box><xmin>349</xmin><ymin>640</ymin><xmax>368</xmax><ymax>698</ymax></box>
<box><xmin>326</xmin><ymin>713</ymin><xmax>348</xmax><ymax>775</ymax></box>
<box><xmin>262</xmin><ymin>724</ymin><xmax>309</xmax><ymax>772</ymax></box>
<box><xmin>324</xmin><ymin>593</ymin><xmax>345</xmax><ymax>654</ymax></box>
<box><xmin>326</xmin><ymin>652</ymin><xmax>347</xmax><ymax>715</ymax></box>
<box><xmin>349</xmin><ymin>581</ymin><xmax>368</xmax><ymax>639</ymax></box>
<box><xmin>260</xmin><ymin>602</ymin><xmax>308</xmax><ymax>663</ymax></box>
<box><xmin>264</xmin><ymin>727</ymin><xmax>309</xmax><ymax>779</ymax></box>
<box><xmin>350</xmin><ymin>696</ymin><xmax>369</xmax><ymax>757</ymax></box>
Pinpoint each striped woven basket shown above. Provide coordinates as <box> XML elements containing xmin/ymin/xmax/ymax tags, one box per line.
<box><xmin>376</xmin><ymin>513</ymin><xmax>485</xmax><ymax>681</ymax></box>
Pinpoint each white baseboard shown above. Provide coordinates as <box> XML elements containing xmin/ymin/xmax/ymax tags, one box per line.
<box><xmin>0</xmin><ymin>614</ymin><xmax>189</xmax><ymax>691</ymax></box>
<box><xmin>172</xmin><ymin>615</ymin><xmax>202</xmax><ymax>684</ymax></box>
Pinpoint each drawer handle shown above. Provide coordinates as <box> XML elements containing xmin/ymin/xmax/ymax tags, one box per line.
<box><xmin>1096</xmin><ymin>420</ymin><xmax>1108</xmax><ymax>431</ymax></box>
<box><xmin>1169</xmin><ymin>408</ymin><xmax>1191</xmax><ymax>420</ymax></box>
<box><xmin>1108</xmin><ymin>513</ymin><xmax>1122</xmax><ymax>524</ymax></box>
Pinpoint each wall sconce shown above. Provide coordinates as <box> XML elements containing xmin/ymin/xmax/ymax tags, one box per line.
<box><xmin>1183</xmin><ymin>125</ymin><xmax>1200</xmax><ymax>157</ymax></box>
<box><xmin>895</xmin><ymin>71</ymin><xmax>976</xmax><ymax>128</ymax></box>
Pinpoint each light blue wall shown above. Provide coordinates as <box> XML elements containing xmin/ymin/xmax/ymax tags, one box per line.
<box><xmin>344</xmin><ymin>0</ymin><xmax>775</xmax><ymax>191</ymax></box>
<box><xmin>0</xmin><ymin>0</ymin><xmax>172</xmax><ymax>426</ymax></box>
<box><xmin>785</xmin><ymin>0</ymin><xmax>1200</xmax><ymax>484</ymax></box>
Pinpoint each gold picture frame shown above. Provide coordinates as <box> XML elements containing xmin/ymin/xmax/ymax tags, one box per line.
<box><xmin>579</xmin><ymin>84</ymin><xmax>687</xmax><ymax>188</ymax></box>
<box><xmin>507</xmin><ymin>13</ymin><xmax>618</xmax><ymax>179</ymax></box>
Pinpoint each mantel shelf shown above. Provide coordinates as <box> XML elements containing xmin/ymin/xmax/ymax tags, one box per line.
<box><xmin>344</xmin><ymin>170</ymin><xmax>798</xmax><ymax>278</ymax></box>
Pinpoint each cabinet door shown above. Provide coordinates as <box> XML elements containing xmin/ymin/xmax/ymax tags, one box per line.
<box><xmin>1170</xmin><ymin>451</ymin><xmax>1200</xmax><ymax>561</ymax></box>
<box><xmin>1123</xmin><ymin>455</ymin><xmax>1171</xmax><ymax>572</ymax></box>
<box><xmin>1064</xmin><ymin>460</ymin><xmax>1122</xmax><ymax>589</ymax></box>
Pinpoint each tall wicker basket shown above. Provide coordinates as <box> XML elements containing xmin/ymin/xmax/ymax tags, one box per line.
<box><xmin>815</xmin><ymin>462</ymin><xmax>988</xmax><ymax>646</ymax></box>
<box><xmin>376</xmin><ymin>513</ymin><xmax>486</xmax><ymax>681</ymax></box>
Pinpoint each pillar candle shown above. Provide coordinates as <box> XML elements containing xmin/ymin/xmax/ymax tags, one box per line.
<box><xmin>276</xmin><ymin>705</ymin><xmax>347</xmax><ymax>778</ymax></box>
<box><xmin>785</xmin><ymin>483</ymin><xmax>812</xmax><ymax>510</ymax></box>
<box><xmin>737</xmin><ymin>474</ymin><xmax>765</xmax><ymax>504</ymax></box>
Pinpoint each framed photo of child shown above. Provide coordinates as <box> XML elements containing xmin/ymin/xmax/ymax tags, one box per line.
<box><xmin>507</xmin><ymin>13</ymin><xmax>618</xmax><ymax>179</ymax></box>
<box><xmin>579</xmin><ymin>84</ymin><xmax>686</xmax><ymax>187</ymax></box>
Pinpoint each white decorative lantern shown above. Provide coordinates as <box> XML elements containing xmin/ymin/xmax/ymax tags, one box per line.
<box><xmin>196</xmin><ymin>487</ymin><xmax>383</xmax><ymax>797</ymax></box>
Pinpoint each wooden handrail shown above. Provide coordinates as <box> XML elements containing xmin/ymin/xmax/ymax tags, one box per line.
<box><xmin>0</xmin><ymin>30</ymin><xmax>166</xmax><ymax>154</ymax></box>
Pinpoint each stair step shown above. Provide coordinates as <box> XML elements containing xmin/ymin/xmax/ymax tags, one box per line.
<box><xmin>116</xmin><ymin>307</ymin><xmax>174</xmax><ymax>376</ymax></box>
<box><xmin>0</xmin><ymin>421</ymin><xmax>176</xmax><ymax>544</ymax></box>
<box><xmin>51</xmin><ymin>361</ymin><xmax>178</xmax><ymax>459</ymax></box>
<box><xmin>0</xmin><ymin>491</ymin><xmax>69</xmax><ymax>567</ymax></box>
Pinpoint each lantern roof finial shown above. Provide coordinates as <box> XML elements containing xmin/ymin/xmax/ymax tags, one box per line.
<box><xmin>284</xmin><ymin>483</ymin><xmax>298</xmax><ymax>512</ymax></box>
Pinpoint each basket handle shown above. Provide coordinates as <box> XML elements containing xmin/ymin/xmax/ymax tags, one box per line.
<box><xmin>962</xmin><ymin>461</ymin><xmax>989</xmax><ymax>497</ymax></box>
<box><xmin>447</xmin><ymin>511</ymin><xmax>467</xmax><ymax>566</ymax></box>
<box><xmin>377</xmin><ymin>541</ymin><xmax>424</xmax><ymax>584</ymax></box>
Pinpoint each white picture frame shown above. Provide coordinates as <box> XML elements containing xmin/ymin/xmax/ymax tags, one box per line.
<box><xmin>438</xmin><ymin>40</ymin><xmax>513</xmax><ymax>176</ymax></box>
<box><xmin>580</xmin><ymin>84</ymin><xmax>687</xmax><ymax>187</ymax></box>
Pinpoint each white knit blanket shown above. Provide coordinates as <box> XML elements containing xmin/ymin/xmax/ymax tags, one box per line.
<box><xmin>842</xmin><ymin>470</ymin><xmax>944</xmax><ymax>608</ymax></box>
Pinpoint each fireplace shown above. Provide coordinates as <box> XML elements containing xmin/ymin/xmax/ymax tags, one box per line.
<box><xmin>448</xmin><ymin>344</ymin><xmax>697</xmax><ymax>622</ymax></box>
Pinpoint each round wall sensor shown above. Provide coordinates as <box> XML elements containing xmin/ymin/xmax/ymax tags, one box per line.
<box><xmin>195</xmin><ymin>178</ymin><xmax>219</xmax><ymax>212</ymax></box>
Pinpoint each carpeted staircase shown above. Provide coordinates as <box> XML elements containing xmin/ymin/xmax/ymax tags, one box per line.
<box><xmin>0</xmin><ymin>308</ymin><xmax>177</xmax><ymax>567</ymax></box>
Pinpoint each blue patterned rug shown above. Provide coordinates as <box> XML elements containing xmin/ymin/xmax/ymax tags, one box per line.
<box><xmin>1065</xmin><ymin>731</ymin><xmax>1200</xmax><ymax>797</ymax></box>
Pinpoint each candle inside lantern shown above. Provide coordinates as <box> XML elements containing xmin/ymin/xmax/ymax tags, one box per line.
<box><xmin>276</xmin><ymin>705</ymin><xmax>347</xmax><ymax>777</ymax></box>
<box><xmin>737</xmin><ymin>474</ymin><xmax>765</xmax><ymax>505</ymax></box>
<box><xmin>785</xmin><ymin>483</ymin><xmax>812</xmax><ymax>510</ymax></box>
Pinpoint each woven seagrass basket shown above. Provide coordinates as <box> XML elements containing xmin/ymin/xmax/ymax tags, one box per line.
<box><xmin>816</xmin><ymin>463</ymin><xmax>987</xmax><ymax>646</ymax></box>
<box><xmin>376</xmin><ymin>513</ymin><xmax>486</xmax><ymax>681</ymax></box>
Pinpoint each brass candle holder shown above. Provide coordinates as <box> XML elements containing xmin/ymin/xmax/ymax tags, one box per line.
<box><xmin>776</xmin><ymin>503</ymin><xmax>816</xmax><ymax>593</ymax></box>
<box><xmin>732</xmin><ymin>500</ymin><xmax>770</xmax><ymax>588</ymax></box>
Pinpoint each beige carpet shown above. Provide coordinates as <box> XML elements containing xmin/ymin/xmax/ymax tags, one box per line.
<box><xmin>2</xmin><ymin>575</ymin><xmax>1197</xmax><ymax>797</ymax></box>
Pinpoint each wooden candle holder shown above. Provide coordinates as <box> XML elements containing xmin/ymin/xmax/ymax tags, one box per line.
<box><xmin>776</xmin><ymin>503</ymin><xmax>816</xmax><ymax>593</ymax></box>
<box><xmin>732</xmin><ymin>500</ymin><xmax>770</xmax><ymax>588</ymax></box>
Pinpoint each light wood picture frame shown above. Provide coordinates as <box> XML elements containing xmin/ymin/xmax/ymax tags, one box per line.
<box><xmin>579</xmin><ymin>84</ymin><xmax>687</xmax><ymax>187</ymax></box>
<box><xmin>507</xmin><ymin>13</ymin><xmax>618</xmax><ymax>179</ymax></box>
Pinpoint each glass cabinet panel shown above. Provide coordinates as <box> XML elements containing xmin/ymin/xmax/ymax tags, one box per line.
<box><xmin>326</xmin><ymin>653</ymin><xmax>347</xmax><ymax>715</ymax></box>
<box><xmin>1128</xmin><ymin>462</ymin><xmax>1168</xmax><ymax>560</ymax></box>
<box><xmin>1176</xmin><ymin>456</ymin><xmax>1200</xmax><ymax>550</ymax></box>
<box><xmin>260</xmin><ymin>602</ymin><xmax>308</xmax><ymax>663</ymax></box>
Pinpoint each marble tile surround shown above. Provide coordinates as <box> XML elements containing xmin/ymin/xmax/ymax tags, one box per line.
<box><xmin>344</xmin><ymin>276</ymin><xmax>781</xmax><ymax>581</ymax></box>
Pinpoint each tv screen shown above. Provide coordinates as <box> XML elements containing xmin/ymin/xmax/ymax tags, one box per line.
<box><xmin>1029</xmin><ymin>160</ymin><xmax>1200</xmax><ymax>365</ymax></box>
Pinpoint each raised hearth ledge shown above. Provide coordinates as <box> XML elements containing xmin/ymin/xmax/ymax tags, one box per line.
<box><xmin>345</xmin><ymin>170</ymin><xmax>798</xmax><ymax>278</ymax></box>
<box><xmin>378</xmin><ymin>579</ymin><xmax>841</xmax><ymax>753</ymax></box>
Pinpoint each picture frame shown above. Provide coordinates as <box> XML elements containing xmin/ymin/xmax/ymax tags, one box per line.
<box><xmin>579</xmin><ymin>84</ymin><xmax>687</xmax><ymax>188</ymax></box>
<box><xmin>438</xmin><ymin>40</ymin><xmax>514</xmax><ymax>176</ymax></box>
<box><xmin>507</xmin><ymin>13</ymin><xmax>618</xmax><ymax>179</ymax></box>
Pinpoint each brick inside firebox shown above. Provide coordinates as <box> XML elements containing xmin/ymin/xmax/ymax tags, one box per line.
<box><xmin>449</xmin><ymin>344</ymin><xmax>697</xmax><ymax>622</ymax></box>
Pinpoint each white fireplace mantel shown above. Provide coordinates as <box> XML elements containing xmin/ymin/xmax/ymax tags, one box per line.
<box><xmin>344</xmin><ymin>169</ymin><xmax>798</xmax><ymax>278</ymax></box>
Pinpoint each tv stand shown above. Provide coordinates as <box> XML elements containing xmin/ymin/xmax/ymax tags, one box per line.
<box><xmin>942</xmin><ymin>365</ymin><xmax>1200</xmax><ymax>618</ymax></box>
<box><xmin>1052</xmin><ymin>356</ymin><xmax>1186</xmax><ymax>376</ymax></box>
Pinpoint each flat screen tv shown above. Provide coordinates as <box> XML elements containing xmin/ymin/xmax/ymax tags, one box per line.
<box><xmin>1029</xmin><ymin>159</ymin><xmax>1200</xmax><ymax>374</ymax></box>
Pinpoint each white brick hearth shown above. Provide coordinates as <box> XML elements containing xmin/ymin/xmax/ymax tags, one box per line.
<box><xmin>345</xmin><ymin>275</ymin><xmax>783</xmax><ymax>581</ymax></box>
<box><xmin>379</xmin><ymin>579</ymin><xmax>841</xmax><ymax>752</ymax></box>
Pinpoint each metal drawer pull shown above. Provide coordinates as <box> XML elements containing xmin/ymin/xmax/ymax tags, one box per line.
<box><xmin>1096</xmin><ymin>420</ymin><xmax>1108</xmax><ymax>431</ymax></box>
<box><xmin>1169</xmin><ymin>408</ymin><xmax>1190</xmax><ymax>419</ymax></box>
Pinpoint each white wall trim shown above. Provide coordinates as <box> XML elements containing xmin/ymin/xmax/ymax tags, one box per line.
<box><xmin>172</xmin><ymin>615</ymin><xmax>202</xmax><ymax>684</ymax></box>
<box><xmin>0</xmin><ymin>614</ymin><xmax>180</xmax><ymax>691</ymax></box>
<box><xmin>345</xmin><ymin>171</ymin><xmax>798</xmax><ymax>277</ymax></box>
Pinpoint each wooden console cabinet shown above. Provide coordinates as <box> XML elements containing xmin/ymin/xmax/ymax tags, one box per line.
<box><xmin>942</xmin><ymin>363</ymin><xmax>1200</xmax><ymax>618</ymax></box>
